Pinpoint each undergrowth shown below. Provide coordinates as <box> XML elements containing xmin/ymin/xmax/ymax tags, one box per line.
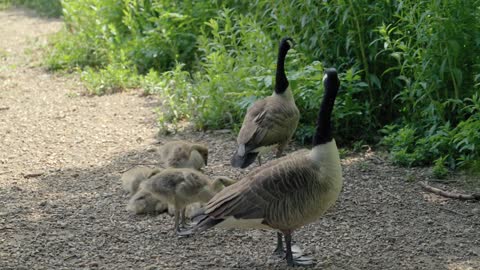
<box><xmin>44</xmin><ymin>0</ymin><xmax>480</xmax><ymax>177</ymax></box>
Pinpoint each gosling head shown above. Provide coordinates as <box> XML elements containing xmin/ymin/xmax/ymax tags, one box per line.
<box><xmin>126</xmin><ymin>190</ymin><xmax>158</xmax><ymax>214</ymax></box>
<box><xmin>212</xmin><ymin>176</ymin><xmax>236</xmax><ymax>192</ymax></box>
<box><xmin>192</xmin><ymin>144</ymin><xmax>209</xmax><ymax>166</ymax></box>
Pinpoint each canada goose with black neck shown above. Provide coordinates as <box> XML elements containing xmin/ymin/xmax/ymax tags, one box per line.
<box><xmin>231</xmin><ymin>37</ymin><xmax>300</xmax><ymax>168</ymax></box>
<box><xmin>181</xmin><ymin>68</ymin><xmax>342</xmax><ymax>266</ymax></box>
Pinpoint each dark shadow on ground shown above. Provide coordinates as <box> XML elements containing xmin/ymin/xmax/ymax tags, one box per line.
<box><xmin>1</xmin><ymin>131</ymin><xmax>479</xmax><ymax>270</ymax></box>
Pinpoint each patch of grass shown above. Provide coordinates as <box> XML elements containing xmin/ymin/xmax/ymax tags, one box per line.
<box><xmin>80</xmin><ymin>64</ymin><xmax>139</xmax><ymax>95</ymax></box>
<box><xmin>432</xmin><ymin>157</ymin><xmax>449</xmax><ymax>179</ymax></box>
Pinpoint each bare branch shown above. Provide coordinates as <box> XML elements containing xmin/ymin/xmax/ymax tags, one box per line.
<box><xmin>419</xmin><ymin>181</ymin><xmax>480</xmax><ymax>201</ymax></box>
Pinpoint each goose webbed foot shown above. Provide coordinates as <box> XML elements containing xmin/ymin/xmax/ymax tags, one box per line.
<box><xmin>288</xmin><ymin>255</ymin><xmax>315</xmax><ymax>267</ymax></box>
<box><xmin>275</xmin><ymin>245</ymin><xmax>303</xmax><ymax>258</ymax></box>
<box><xmin>180</xmin><ymin>222</ymin><xmax>193</xmax><ymax>230</ymax></box>
<box><xmin>283</xmin><ymin>230</ymin><xmax>314</xmax><ymax>267</ymax></box>
<box><xmin>176</xmin><ymin>228</ymin><xmax>194</xmax><ymax>238</ymax></box>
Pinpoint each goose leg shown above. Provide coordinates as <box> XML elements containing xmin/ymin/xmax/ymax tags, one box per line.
<box><xmin>179</xmin><ymin>208</ymin><xmax>192</xmax><ymax>229</ymax></box>
<box><xmin>284</xmin><ymin>231</ymin><xmax>314</xmax><ymax>267</ymax></box>
<box><xmin>180</xmin><ymin>208</ymin><xmax>186</xmax><ymax>228</ymax></box>
<box><xmin>273</xmin><ymin>232</ymin><xmax>303</xmax><ymax>258</ymax></box>
<box><xmin>257</xmin><ymin>155</ymin><xmax>262</xmax><ymax>166</ymax></box>
<box><xmin>273</xmin><ymin>232</ymin><xmax>284</xmax><ymax>257</ymax></box>
<box><xmin>174</xmin><ymin>208</ymin><xmax>181</xmax><ymax>233</ymax></box>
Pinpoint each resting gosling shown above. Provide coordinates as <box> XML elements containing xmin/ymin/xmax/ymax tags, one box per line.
<box><xmin>121</xmin><ymin>166</ymin><xmax>161</xmax><ymax>195</ymax></box>
<box><xmin>138</xmin><ymin>168</ymin><xmax>236</xmax><ymax>234</ymax></box>
<box><xmin>121</xmin><ymin>167</ymin><xmax>168</xmax><ymax>214</ymax></box>
<box><xmin>231</xmin><ymin>37</ymin><xmax>300</xmax><ymax>168</ymax></box>
<box><xmin>181</xmin><ymin>68</ymin><xmax>342</xmax><ymax>267</ymax></box>
<box><xmin>166</xmin><ymin>176</ymin><xmax>236</xmax><ymax>218</ymax></box>
<box><xmin>158</xmin><ymin>140</ymin><xmax>208</xmax><ymax>170</ymax></box>
<box><xmin>126</xmin><ymin>188</ymin><xmax>168</xmax><ymax>214</ymax></box>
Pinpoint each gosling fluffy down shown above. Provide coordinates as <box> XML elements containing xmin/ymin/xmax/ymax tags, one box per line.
<box><xmin>138</xmin><ymin>168</ymin><xmax>235</xmax><ymax>233</ymax></box>
<box><xmin>157</xmin><ymin>140</ymin><xmax>208</xmax><ymax>170</ymax></box>
<box><xmin>121</xmin><ymin>166</ymin><xmax>167</xmax><ymax>215</ymax></box>
<box><xmin>121</xmin><ymin>166</ymin><xmax>161</xmax><ymax>195</ymax></box>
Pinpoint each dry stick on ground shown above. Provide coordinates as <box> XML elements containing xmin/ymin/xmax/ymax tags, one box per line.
<box><xmin>118</xmin><ymin>162</ymin><xmax>165</xmax><ymax>173</ymax></box>
<box><xmin>419</xmin><ymin>181</ymin><xmax>480</xmax><ymax>201</ymax></box>
<box><xmin>118</xmin><ymin>162</ymin><xmax>162</xmax><ymax>166</ymax></box>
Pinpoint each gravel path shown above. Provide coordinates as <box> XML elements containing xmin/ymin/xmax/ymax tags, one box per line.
<box><xmin>1</xmin><ymin>8</ymin><xmax>479</xmax><ymax>270</ymax></box>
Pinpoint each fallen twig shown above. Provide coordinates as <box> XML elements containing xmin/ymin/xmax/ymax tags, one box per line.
<box><xmin>439</xmin><ymin>207</ymin><xmax>472</xmax><ymax>217</ymax></box>
<box><xmin>419</xmin><ymin>181</ymin><xmax>480</xmax><ymax>201</ymax></box>
<box><xmin>117</xmin><ymin>162</ymin><xmax>162</xmax><ymax>166</ymax></box>
<box><xmin>118</xmin><ymin>162</ymin><xmax>165</xmax><ymax>173</ymax></box>
<box><xmin>23</xmin><ymin>172</ymin><xmax>44</xmax><ymax>178</ymax></box>
<box><xmin>109</xmin><ymin>212</ymin><xmax>116</xmax><ymax>225</ymax></box>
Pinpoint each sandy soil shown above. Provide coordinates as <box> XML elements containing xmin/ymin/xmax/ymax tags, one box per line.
<box><xmin>0</xmin><ymin>8</ymin><xmax>479</xmax><ymax>270</ymax></box>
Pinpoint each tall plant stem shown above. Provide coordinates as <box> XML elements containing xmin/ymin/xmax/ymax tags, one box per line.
<box><xmin>348</xmin><ymin>0</ymin><xmax>374</xmax><ymax>103</ymax></box>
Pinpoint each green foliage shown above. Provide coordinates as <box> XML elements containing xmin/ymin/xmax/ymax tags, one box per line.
<box><xmin>432</xmin><ymin>157</ymin><xmax>449</xmax><ymax>179</ymax></box>
<box><xmin>48</xmin><ymin>0</ymin><xmax>218</xmax><ymax>71</ymax></box>
<box><xmin>382</xmin><ymin>94</ymin><xmax>480</xmax><ymax>172</ymax></box>
<box><xmin>142</xmin><ymin>64</ymin><xmax>195</xmax><ymax>129</ymax></box>
<box><xmin>81</xmin><ymin>64</ymin><xmax>139</xmax><ymax>95</ymax></box>
<box><xmin>3</xmin><ymin>0</ymin><xmax>62</xmax><ymax>17</ymax></box>
<box><xmin>46</xmin><ymin>0</ymin><xmax>480</xmax><ymax>174</ymax></box>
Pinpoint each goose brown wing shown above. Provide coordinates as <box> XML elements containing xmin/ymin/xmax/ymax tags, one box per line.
<box><xmin>205</xmin><ymin>154</ymin><xmax>316</xmax><ymax>226</ymax></box>
<box><xmin>237</xmin><ymin>97</ymin><xmax>299</xmax><ymax>154</ymax></box>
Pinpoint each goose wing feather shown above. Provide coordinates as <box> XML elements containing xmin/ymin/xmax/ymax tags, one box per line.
<box><xmin>205</xmin><ymin>152</ymin><xmax>319</xmax><ymax>229</ymax></box>
<box><xmin>237</xmin><ymin>96</ymin><xmax>299</xmax><ymax>155</ymax></box>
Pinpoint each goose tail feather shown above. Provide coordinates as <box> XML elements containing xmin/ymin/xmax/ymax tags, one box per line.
<box><xmin>178</xmin><ymin>209</ymin><xmax>224</xmax><ymax>236</ymax></box>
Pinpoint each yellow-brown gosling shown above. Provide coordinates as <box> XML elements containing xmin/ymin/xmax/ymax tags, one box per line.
<box><xmin>121</xmin><ymin>166</ymin><xmax>168</xmax><ymax>214</ymax></box>
<box><xmin>121</xmin><ymin>166</ymin><xmax>160</xmax><ymax>195</ymax></box>
<box><xmin>138</xmin><ymin>168</ymin><xmax>236</xmax><ymax>234</ymax></box>
<box><xmin>157</xmin><ymin>140</ymin><xmax>208</xmax><ymax>170</ymax></box>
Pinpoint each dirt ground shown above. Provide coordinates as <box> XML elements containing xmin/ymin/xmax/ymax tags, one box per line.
<box><xmin>1</xmin><ymin>8</ymin><xmax>479</xmax><ymax>270</ymax></box>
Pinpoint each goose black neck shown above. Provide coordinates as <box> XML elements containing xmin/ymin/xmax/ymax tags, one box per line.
<box><xmin>313</xmin><ymin>69</ymin><xmax>340</xmax><ymax>146</ymax></box>
<box><xmin>274</xmin><ymin>38</ymin><xmax>292</xmax><ymax>94</ymax></box>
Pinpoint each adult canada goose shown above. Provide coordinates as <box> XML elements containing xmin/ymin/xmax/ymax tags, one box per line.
<box><xmin>181</xmin><ymin>68</ymin><xmax>342</xmax><ymax>266</ymax></box>
<box><xmin>121</xmin><ymin>166</ymin><xmax>168</xmax><ymax>214</ymax></box>
<box><xmin>138</xmin><ymin>168</ymin><xmax>236</xmax><ymax>234</ymax></box>
<box><xmin>158</xmin><ymin>140</ymin><xmax>208</xmax><ymax>170</ymax></box>
<box><xmin>231</xmin><ymin>37</ymin><xmax>300</xmax><ymax>168</ymax></box>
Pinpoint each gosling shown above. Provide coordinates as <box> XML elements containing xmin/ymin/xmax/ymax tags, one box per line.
<box><xmin>121</xmin><ymin>166</ymin><xmax>161</xmax><ymax>195</ymax></box>
<box><xmin>121</xmin><ymin>166</ymin><xmax>167</xmax><ymax>214</ymax></box>
<box><xmin>138</xmin><ymin>168</ymin><xmax>235</xmax><ymax>234</ymax></box>
<box><xmin>157</xmin><ymin>140</ymin><xmax>208</xmax><ymax>170</ymax></box>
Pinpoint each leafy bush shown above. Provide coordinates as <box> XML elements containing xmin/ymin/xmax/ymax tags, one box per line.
<box><xmin>46</xmin><ymin>0</ymin><xmax>480</xmax><ymax>174</ymax></box>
